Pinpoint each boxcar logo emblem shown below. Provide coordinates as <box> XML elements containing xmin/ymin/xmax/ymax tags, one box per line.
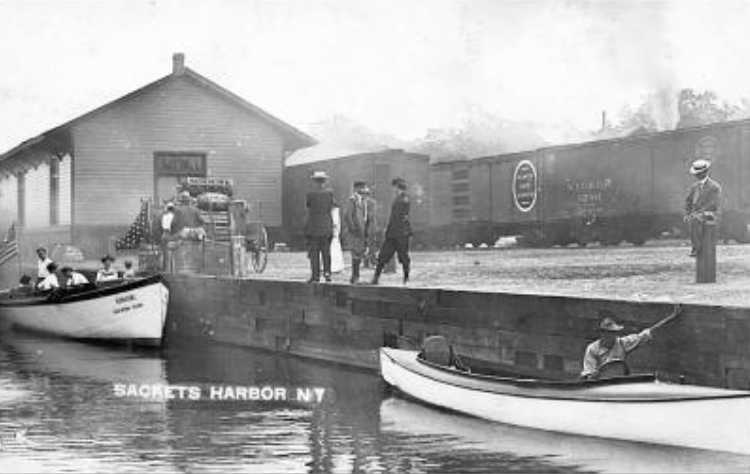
<box><xmin>513</xmin><ymin>160</ymin><xmax>537</xmax><ymax>212</ymax></box>
<box><xmin>695</xmin><ymin>135</ymin><xmax>719</xmax><ymax>162</ymax></box>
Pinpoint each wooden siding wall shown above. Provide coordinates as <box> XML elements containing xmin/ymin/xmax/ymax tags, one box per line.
<box><xmin>0</xmin><ymin>174</ymin><xmax>18</xmax><ymax>231</ymax></box>
<box><xmin>72</xmin><ymin>76</ymin><xmax>286</xmax><ymax>227</ymax></box>
<box><xmin>59</xmin><ymin>154</ymin><xmax>72</xmax><ymax>225</ymax></box>
<box><xmin>24</xmin><ymin>164</ymin><xmax>50</xmax><ymax>229</ymax></box>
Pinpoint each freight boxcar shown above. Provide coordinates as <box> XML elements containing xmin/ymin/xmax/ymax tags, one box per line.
<box><xmin>283</xmin><ymin>149</ymin><xmax>430</xmax><ymax>249</ymax></box>
<box><xmin>431</xmin><ymin>119</ymin><xmax>750</xmax><ymax>247</ymax></box>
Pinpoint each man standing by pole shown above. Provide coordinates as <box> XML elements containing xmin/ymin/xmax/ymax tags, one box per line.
<box><xmin>684</xmin><ymin>159</ymin><xmax>721</xmax><ymax>257</ymax></box>
<box><xmin>371</xmin><ymin>177</ymin><xmax>412</xmax><ymax>286</ymax></box>
<box><xmin>305</xmin><ymin>171</ymin><xmax>337</xmax><ymax>283</ymax></box>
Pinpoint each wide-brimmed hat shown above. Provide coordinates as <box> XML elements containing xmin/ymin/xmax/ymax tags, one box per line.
<box><xmin>354</xmin><ymin>180</ymin><xmax>370</xmax><ymax>191</ymax></box>
<box><xmin>101</xmin><ymin>254</ymin><xmax>115</xmax><ymax>264</ymax></box>
<box><xmin>599</xmin><ymin>316</ymin><xmax>625</xmax><ymax>332</ymax></box>
<box><xmin>178</xmin><ymin>191</ymin><xmax>192</xmax><ymax>202</ymax></box>
<box><xmin>165</xmin><ymin>202</ymin><xmax>175</xmax><ymax>210</ymax></box>
<box><xmin>690</xmin><ymin>159</ymin><xmax>711</xmax><ymax>175</ymax></box>
<box><xmin>391</xmin><ymin>177</ymin><xmax>407</xmax><ymax>188</ymax></box>
<box><xmin>311</xmin><ymin>171</ymin><xmax>329</xmax><ymax>180</ymax></box>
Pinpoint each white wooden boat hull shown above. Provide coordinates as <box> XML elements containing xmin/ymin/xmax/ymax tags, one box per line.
<box><xmin>380</xmin><ymin>348</ymin><xmax>750</xmax><ymax>455</ymax></box>
<box><xmin>0</xmin><ymin>276</ymin><xmax>169</xmax><ymax>345</ymax></box>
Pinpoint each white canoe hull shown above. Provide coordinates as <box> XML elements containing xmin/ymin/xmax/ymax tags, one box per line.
<box><xmin>381</xmin><ymin>348</ymin><xmax>750</xmax><ymax>455</ymax></box>
<box><xmin>0</xmin><ymin>276</ymin><xmax>169</xmax><ymax>345</ymax></box>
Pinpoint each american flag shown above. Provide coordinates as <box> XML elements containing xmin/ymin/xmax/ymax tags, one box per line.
<box><xmin>0</xmin><ymin>222</ymin><xmax>18</xmax><ymax>267</ymax></box>
<box><xmin>115</xmin><ymin>201</ymin><xmax>152</xmax><ymax>250</ymax></box>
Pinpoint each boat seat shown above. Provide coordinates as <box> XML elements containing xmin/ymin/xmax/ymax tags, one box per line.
<box><xmin>420</xmin><ymin>336</ymin><xmax>452</xmax><ymax>366</ymax></box>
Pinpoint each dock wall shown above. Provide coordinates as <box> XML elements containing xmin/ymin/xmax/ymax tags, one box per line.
<box><xmin>164</xmin><ymin>275</ymin><xmax>750</xmax><ymax>389</ymax></box>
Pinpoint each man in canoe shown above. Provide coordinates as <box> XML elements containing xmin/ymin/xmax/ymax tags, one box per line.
<box><xmin>581</xmin><ymin>304</ymin><xmax>683</xmax><ymax>379</ymax></box>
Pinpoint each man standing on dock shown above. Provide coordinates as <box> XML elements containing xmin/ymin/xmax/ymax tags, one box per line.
<box><xmin>344</xmin><ymin>181</ymin><xmax>370</xmax><ymax>284</ymax></box>
<box><xmin>684</xmin><ymin>159</ymin><xmax>721</xmax><ymax>257</ymax></box>
<box><xmin>305</xmin><ymin>171</ymin><xmax>338</xmax><ymax>283</ymax></box>
<box><xmin>371</xmin><ymin>177</ymin><xmax>412</xmax><ymax>285</ymax></box>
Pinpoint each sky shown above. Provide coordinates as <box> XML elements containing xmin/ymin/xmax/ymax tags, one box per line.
<box><xmin>1</xmin><ymin>0</ymin><xmax>749</xmax><ymax>153</ymax></box>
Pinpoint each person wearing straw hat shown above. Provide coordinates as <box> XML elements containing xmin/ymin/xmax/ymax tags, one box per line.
<box><xmin>305</xmin><ymin>171</ymin><xmax>338</xmax><ymax>283</ymax></box>
<box><xmin>96</xmin><ymin>255</ymin><xmax>119</xmax><ymax>284</ymax></box>
<box><xmin>581</xmin><ymin>305</ymin><xmax>683</xmax><ymax>380</ymax></box>
<box><xmin>684</xmin><ymin>159</ymin><xmax>722</xmax><ymax>257</ymax></box>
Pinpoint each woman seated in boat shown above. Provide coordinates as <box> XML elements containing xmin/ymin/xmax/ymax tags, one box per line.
<box><xmin>95</xmin><ymin>255</ymin><xmax>120</xmax><ymax>284</ymax></box>
<box><xmin>60</xmin><ymin>266</ymin><xmax>92</xmax><ymax>289</ymax></box>
<box><xmin>581</xmin><ymin>304</ymin><xmax>683</xmax><ymax>379</ymax></box>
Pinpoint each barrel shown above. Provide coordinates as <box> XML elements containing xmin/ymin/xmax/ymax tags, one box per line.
<box><xmin>173</xmin><ymin>241</ymin><xmax>203</xmax><ymax>274</ymax></box>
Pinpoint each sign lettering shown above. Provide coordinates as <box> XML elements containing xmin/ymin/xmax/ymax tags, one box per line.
<box><xmin>513</xmin><ymin>160</ymin><xmax>537</xmax><ymax>212</ymax></box>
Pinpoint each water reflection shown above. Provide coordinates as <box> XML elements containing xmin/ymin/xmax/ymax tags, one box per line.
<box><xmin>1</xmin><ymin>331</ymin><xmax>748</xmax><ymax>473</ymax></box>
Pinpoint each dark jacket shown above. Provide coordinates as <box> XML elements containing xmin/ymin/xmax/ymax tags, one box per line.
<box><xmin>172</xmin><ymin>204</ymin><xmax>205</xmax><ymax>231</ymax></box>
<box><xmin>385</xmin><ymin>192</ymin><xmax>412</xmax><ymax>238</ymax></box>
<box><xmin>344</xmin><ymin>193</ymin><xmax>367</xmax><ymax>238</ymax></box>
<box><xmin>305</xmin><ymin>188</ymin><xmax>337</xmax><ymax>237</ymax></box>
<box><xmin>685</xmin><ymin>177</ymin><xmax>722</xmax><ymax>216</ymax></box>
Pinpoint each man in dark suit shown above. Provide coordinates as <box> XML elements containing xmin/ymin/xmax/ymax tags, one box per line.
<box><xmin>684</xmin><ymin>159</ymin><xmax>722</xmax><ymax>257</ymax></box>
<box><xmin>305</xmin><ymin>171</ymin><xmax>337</xmax><ymax>282</ymax></box>
<box><xmin>371</xmin><ymin>177</ymin><xmax>412</xmax><ymax>285</ymax></box>
<box><xmin>344</xmin><ymin>181</ymin><xmax>369</xmax><ymax>284</ymax></box>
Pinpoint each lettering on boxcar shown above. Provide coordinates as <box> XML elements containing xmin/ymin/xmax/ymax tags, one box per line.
<box><xmin>513</xmin><ymin>160</ymin><xmax>537</xmax><ymax>212</ymax></box>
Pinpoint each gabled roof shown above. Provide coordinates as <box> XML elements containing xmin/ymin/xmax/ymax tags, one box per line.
<box><xmin>1</xmin><ymin>65</ymin><xmax>316</xmax><ymax>165</ymax></box>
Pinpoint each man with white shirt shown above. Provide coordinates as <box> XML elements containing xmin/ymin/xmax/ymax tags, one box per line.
<box><xmin>37</xmin><ymin>262</ymin><xmax>60</xmax><ymax>291</ymax></box>
<box><xmin>684</xmin><ymin>159</ymin><xmax>722</xmax><ymax>257</ymax></box>
<box><xmin>36</xmin><ymin>247</ymin><xmax>53</xmax><ymax>284</ymax></box>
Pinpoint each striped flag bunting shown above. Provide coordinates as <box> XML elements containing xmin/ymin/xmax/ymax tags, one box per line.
<box><xmin>115</xmin><ymin>201</ymin><xmax>152</xmax><ymax>251</ymax></box>
<box><xmin>0</xmin><ymin>222</ymin><xmax>18</xmax><ymax>267</ymax></box>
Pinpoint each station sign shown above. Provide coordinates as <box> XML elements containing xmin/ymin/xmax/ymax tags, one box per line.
<box><xmin>513</xmin><ymin>160</ymin><xmax>537</xmax><ymax>212</ymax></box>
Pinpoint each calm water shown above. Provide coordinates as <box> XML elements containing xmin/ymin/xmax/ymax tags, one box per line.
<box><xmin>1</xmin><ymin>331</ymin><xmax>748</xmax><ymax>474</ymax></box>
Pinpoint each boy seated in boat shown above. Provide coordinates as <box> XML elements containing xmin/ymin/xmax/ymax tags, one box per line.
<box><xmin>37</xmin><ymin>262</ymin><xmax>60</xmax><ymax>291</ymax></box>
<box><xmin>123</xmin><ymin>260</ymin><xmax>136</xmax><ymax>280</ymax></box>
<box><xmin>60</xmin><ymin>266</ymin><xmax>92</xmax><ymax>289</ymax></box>
<box><xmin>581</xmin><ymin>304</ymin><xmax>682</xmax><ymax>379</ymax></box>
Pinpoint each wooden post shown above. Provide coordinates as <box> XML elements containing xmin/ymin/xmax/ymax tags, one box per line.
<box><xmin>696</xmin><ymin>220</ymin><xmax>716</xmax><ymax>283</ymax></box>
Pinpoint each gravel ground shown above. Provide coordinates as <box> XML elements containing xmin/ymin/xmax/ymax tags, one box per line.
<box><xmin>252</xmin><ymin>241</ymin><xmax>750</xmax><ymax>307</ymax></box>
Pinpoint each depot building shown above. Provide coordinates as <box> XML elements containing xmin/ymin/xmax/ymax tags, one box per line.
<box><xmin>0</xmin><ymin>53</ymin><xmax>315</xmax><ymax>260</ymax></box>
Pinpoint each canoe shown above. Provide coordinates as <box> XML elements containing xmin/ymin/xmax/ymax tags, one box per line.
<box><xmin>0</xmin><ymin>275</ymin><xmax>169</xmax><ymax>346</ymax></box>
<box><xmin>380</xmin><ymin>397</ymin><xmax>750</xmax><ymax>473</ymax></box>
<box><xmin>380</xmin><ymin>347</ymin><xmax>750</xmax><ymax>455</ymax></box>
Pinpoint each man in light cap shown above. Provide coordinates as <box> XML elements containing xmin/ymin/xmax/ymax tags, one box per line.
<box><xmin>684</xmin><ymin>159</ymin><xmax>722</xmax><ymax>257</ymax></box>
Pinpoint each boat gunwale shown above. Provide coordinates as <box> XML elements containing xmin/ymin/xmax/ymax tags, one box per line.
<box><xmin>381</xmin><ymin>348</ymin><xmax>750</xmax><ymax>403</ymax></box>
<box><xmin>0</xmin><ymin>274</ymin><xmax>166</xmax><ymax>307</ymax></box>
